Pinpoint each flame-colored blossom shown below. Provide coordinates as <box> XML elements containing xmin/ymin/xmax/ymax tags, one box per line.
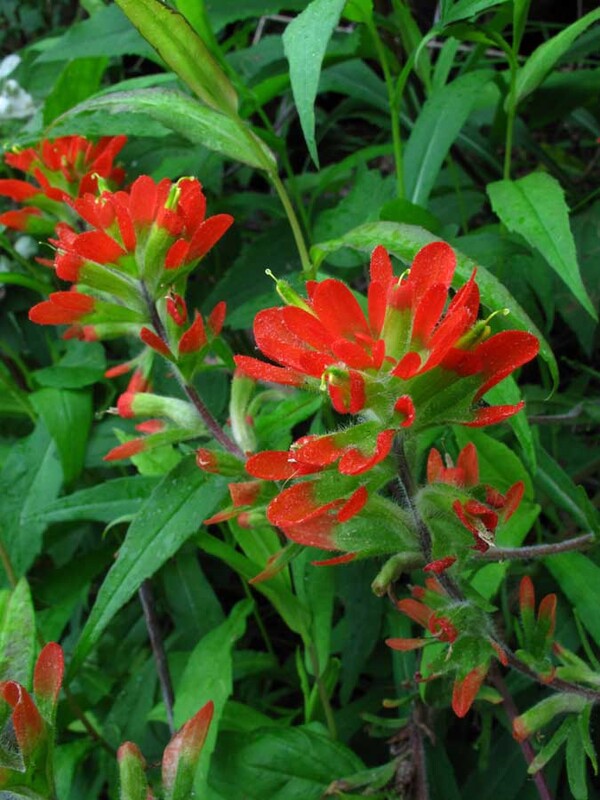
<box><xmin>425</xmin><ymin>442</ymin><xmax>525</xmax><ymax>553</ymax></box>
<box><xmin>0</xmin><ymin>135</ymin><xmax>127</xmax><ymax>231</ymax></box>
<box><xmin>234</xmin><ymin>243</ymin><xmax>539</xmax><ymax>428</ymax></box>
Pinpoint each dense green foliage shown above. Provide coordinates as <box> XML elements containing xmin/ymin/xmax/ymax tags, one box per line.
<box><xmin>0</xmin><ymin>1</ymin><xmax>599</xmax><ymax>798</ymax></box>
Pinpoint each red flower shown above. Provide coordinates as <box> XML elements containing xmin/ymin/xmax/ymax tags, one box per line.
<box><xmin>28</xmin><ymin>291</ymin><xmax>95</xmax><ymax>325</ymax></box>
<box><xmin>55</xmin><ymin>176</ymin><xmax>233</xmax><ymax>286</ymax></box>
<box><xmin>234</xmin><ymin>243</ymin><xmax>538</xmax><ymax>429</ymax></box>
<box><xmin>0</xmin><ymin>136</ymin><xmax>127</xmax><ymax>231</ymax></box>
<box><xmin>426</xmin><ymin>443</ymin><xmax>525</xmax><ymax>553</ymax></box>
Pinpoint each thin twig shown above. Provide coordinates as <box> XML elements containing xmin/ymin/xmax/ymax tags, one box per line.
<box><xmin>490</xmin><ymin>670</ymin><xmax>554</xmax><ymax>800</ymax></box>
<box><xmin>528</xmin><ymin>403</ymin><xmax>585</xmax><ymax>424</ymax></box>
<box><xmin>0</xmin><ymin>539</ymin><xmax>18</xmax><ymax>587</ymax></box>
<box><xmin>499</xmin><ymin>645</ymin><xmax>600</xmax><ymax>703</ymax></box>
<box><xmin>476</xmin><ymin>533</ymin><xmax>595</xmax><ymax>561</ymax></box>
<box><xmin>409</xmin><ymin>704</ymin><xmax>430</xmax><ymax>800</ymax></box>
<box><xmin>139</xmin><ymin>580</ymin><xmax>175</xmax><ymax>734</ymax></box>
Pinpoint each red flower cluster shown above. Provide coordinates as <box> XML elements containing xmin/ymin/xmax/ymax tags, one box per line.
<box><xmin>235</xmin><ymin>243</ymin><xmax>539</xmax><ymax>429</ymax></box>
<box><xmin>387</xmin><ymin>578</ymin><xmax>506</xmax><ymax>718</ymax></box>
<box><xmin>0</xmin><ymin>135</ymin><xmax>126</xmax><ymax>231</ymax></box>
<box><xmin>244</xmin><ymin>422</ymin><xmax>402</xmax><ymax>552</ymax></box>
<box><xmin>427</xmin><ymin>442</ymin><xmax>525</xmax><ymax>553</ymax></box>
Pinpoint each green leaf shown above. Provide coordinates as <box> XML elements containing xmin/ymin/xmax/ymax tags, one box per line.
<box><xmin>404</xmin><ymin>70</ymin><xmax>493</xmax><ymax>205</ymax></box>
<box><xmin>566</xmin><ymin>723</ymin><xmax>589</xmax><ymax>800</ymax></box>
<box><xmin>30</xmin><ymin>388</ymin><xmax>92</xmax><ymax>485</ymax></box>
<box><xmin>174</xmin><ymin>600</ymin><xmax>253</xmax><ymax>796</ymax></box>
<box><xmin>310</xmin><ymin>220</ymin><xmax>558</xmax><ymax>386</ymax></box>
<box><xmin>512</xmin><ymin>0</ymin><xmax>531</xmax><ymax>52</ymax></box>
<box><xmin>282</xmin><ymin>0</ymin><xmax>347</xmax><ymax>166</ymax></box>
<box><xmin>36</xmin><ymin>4</ymin><xmax>156</xmax><ymax>62</ymax></box>
<box><xmin>33</xmin><ymin>340</ymin><xmax>106</xmax><ymax>389</ymax></box>
<box><xmin>487</xmin><ymin>173</ymin><xmax>596</xmax><ymax>319</ymax></box>
<box><xmin>0</xmin><ymin>422</ymin><xmax>63</xmax><ymax>577</ymax></box>
<box><xmin>115</xmin><ymin>0</ymin><xmax>238</xmax><ymax>113</ymax></box>
<box><xmin>208</xmin><ymin>723</ymin><xmax>364</xmax><ymax>799</ymax></box>
<box><xmin>546</xmin><ymin>554</ymin><xmax>600</xmax><ymax>648</ymax></box>
<box><xmin>69</xmin><ymin>459</ymin><xmax>227</xmax><ymax>674</ymax></box>
<box><xmin>43</xmin><ymin>57</ymin><xmax>108</xmax><ymax>125</ymax></box>
<box><xmin>535</xmin><ymin>446</ymin><xmax>599</xmax><ymax>534</ymax></box>
<box><xmin>528</xmin><ymin>718</ymin><xmax>571</xmax><ymax>774</ymax></box>
<box><xmin>440</xmin><ymin>0</ymin><xmax>510</xmax><ymax>25</ymax></box>
<box><xmin>0</xmin><ymin>579</ymin><xmax>35</xmax><ymax>686</ymax></box>
<box><xmin>53</xmin><ymin>89</ymin><xmax>274</xmax><ymax>170</ymax></box>
<box><xmin>31</xmin><ymin>476</ymin><xmax>159</xmax><ymax>524</ymax></box>
<box><xmin>485</xmin><ymin>377</ymin><xmax>536</xmax><ymax>472</ymax></box>
<box><xmin>515</xmin><ymin>8</ymin><xmax>600</xmax><ymax>104</ymax></box>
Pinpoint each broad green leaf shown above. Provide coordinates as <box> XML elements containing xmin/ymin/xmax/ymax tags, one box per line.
<box><xmin>69</xmin><ymin>459</ymin><xmax>227</xmax><ymax>674</ymax></box>
<box><xmin>54</xmin><ymin>89</ymin><xmax>274</xmax><ymax>170</ymax></box>
<box><xmin>43</xmin><ymin>57</ymin><xmax>108</xmax><ymax>124</ymax></box>
<box><xmin>310</xmin><ymin>220</ymin><xmax>558</xmax><ymax>386</ymax></box>
<box><xmin>292</xmin><ymin>549</ymin><xmax>335</xmax><ymax>677</ymax></box>
<box><xmin>36</xmin><ymin>4</ymin><xmax>156</xmax><ymax>62</ymax></box>
<box><xmin>162</xmin><ymin>554</ymin><xmax>224</xmax><ymax>646</ymax></box>
<box><xmin>208</xmin><ymin>723</ymin><xmax>364</xmax><ymax>799</ymax></box>
<box><xmin>515</xmin><ymin>8</ymin><xmax>600</xmax><ymax>104</ymax></box>
<box><xmin>282</xmin><ymin>0</ymin><xmax>347</xmax><ymax>166</ymax></box>
<box><xmin>33</xmin><ymin>340</ymin><xmax>106</xmax><ymax>389</ymax></box>
<box><xmin>30</xmin><ymin>388</ymin><xmax>92</xmax><ymax>485</ymax></box>
<box><xmin>0</xmin><ymin>422</ymin><xmax>63</xmax><ymax>577</ymax></box>
<box><xmin>0</xmin><ymin>579</ymin><xmax>35</xmax><ymax>686</ymax></box>
<box><xmin>441</xmin><ymin>0</ymin><xmax>509</xmax><ymax>26</ymax></box>
<box><xmin>31</xmin><ymin>476</ymin><xmax>159</xmax><ymax>524</ymax></box>
<box><xmin>104</xmin><ymin>656</ymin><xmax>158</xmax><ymax>748</ymax></box>
<box><xmin>488</xmin><ymin>173</ymin><xmax>596</xmax><ymax>319</ymax></box>
<box><xmin>546</xmin><ymin>554</ymin><xmax>600</xmax><ymax>647</ymax></box>
<box><xmin>115</xmin><ymin>0</ymin><xmax>238</xmax><ymax>114</ymax></box>
<box><xmin>174</xmin><ymin>600</ymin><xmax>253</xmax><ymax>796</ymax></box>
<box><xmin>198</xmin><ymin>531</ymin><xmax>310</xmax><ymax>638</ymax></box>
<box><xmin>535</xmin><ymin>447</ymin><xmax>599</xmax><ymax>534</ymax></box>
<box><xmin>426</xmin><ymin>740</ymin><xmax>462</xmax><ymax>800</ymax></box>
<box><xmin>404</xmin><ymin>70</ymin><xmax>493</xmax><ymax>205</ymax></box>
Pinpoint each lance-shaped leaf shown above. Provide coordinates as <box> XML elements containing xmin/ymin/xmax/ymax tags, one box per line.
<box><xmin>115</xmin><ymin>0</ymin><xmax>238</xmax><ymax>113</ymax></box>
<box><xmin>514</xmin><ymin>8</ymin><xmax>600</xmax><ymax>104</ymax></box>
<box><xmin>488</xmin><ymin>173</ymin><xmax>596</xmax><ymax>319</ymax></box>
<box><xmin>53</xmin><ymin>89</ymin><xmax>274</xmax><ymax>170</ymax></box>
<box><xmin>282</xmin><ymin>0</ymin><xmax>347</xmax><ymax>166</ymax></box>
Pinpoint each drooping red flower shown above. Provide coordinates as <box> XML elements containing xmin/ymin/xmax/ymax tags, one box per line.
<box><xmin>234</xmin><ymin>243</ymin><xmax>539</xmax><ymax>429</ymax></box>
<box><xmin>0</xmin><ymin>136</ymin><xmax>127</xmax><ymax>230</ymax></box>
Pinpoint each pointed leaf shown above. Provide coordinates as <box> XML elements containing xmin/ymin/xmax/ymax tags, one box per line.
<box><xmin>0</xmin><ymin>579</ymin><xmax>35</xmax><ymax>686</ymax></box>
<box><xmin>53</xmin><ymin>89</ymin><xmax>274</xmax><ymax>170</ymax></box>
<box><xmin>115</xmin><ymin>0</ymin><xmax>238</xmax><ymax>113</ymax></box>
<box><xmin>282</xmin><ymin>0</ymin><xmax>347</xmax><ymax>166</ymax></box>
<box><xmin>404</xmin><ymin>70</ymin><xmax>493</xmax><ymax>205</ymax></box>
<box><xmin>70</xmin><ymin>459</ymin><xmax>227</xmax><ymax>674</ymax></box>
<box><xmin>488</xmin><ymin>173</ymin><xmax>596</xmax><ymax>319</ymax></box>
<box><xmin>515</xmin><ymin>8</ymin><xmax>600</xmax><ymax>104</ymax></box>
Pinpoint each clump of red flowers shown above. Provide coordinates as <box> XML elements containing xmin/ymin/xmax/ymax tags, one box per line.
<box><xmin>235</xmin><ymin>243</ymin><xmax>539</xmax><ymax>429</ymax></box>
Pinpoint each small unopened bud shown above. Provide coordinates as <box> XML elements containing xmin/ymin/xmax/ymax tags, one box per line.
<box><xmin>117</xmin><ymin>742</ymin><xmax>149</xmax><ymax>800</ymax></box>
<box><xmin>265</xmin><ymin>269</ymin><xmax>313</xmax><ymax>312</ymax></box>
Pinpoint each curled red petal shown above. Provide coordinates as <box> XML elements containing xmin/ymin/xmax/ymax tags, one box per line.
<box><xmin>233</xmin><ymin>355</ymin><xmax>304</xmax><ymax>387</ymax></box>
<box><xmin>103</xmin><ymin>439</ymin><xmax>146</xmax><ymax>461</ymax></box>
<box><xmin>385</xmin><ymin>637</ymin><xmax>429</xmax><ymax>651</ymax></box>
<box><xmin>140</xmin><ymin>327</ymin><xmax>172</xmax><ymax>358</ymax></box>
<box><xmin>337</xmin><ymin>486</ymin><xmax>368</xmax><ymax>522</ymax></box>
<box><xmin>466</xmin><ymin>403</ymin><xmax>525</xmax><ymax>426</ymax></box>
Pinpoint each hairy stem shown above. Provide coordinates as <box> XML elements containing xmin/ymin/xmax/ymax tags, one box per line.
<box><xmin>476</xmin><ymin>533</ymin><xmax>595</xmax><ymax>561</ymax></box>
<box><xmin>139</xmin><ymin>579</ymin><xmax>175</xmax><ymax>734</ymax></box>
<box><xmin>490</xmin><ymin>670</ymin><xmax>554</xmax><ymax>800</ymax></box>
<box><xmin>144</xmin><ymin>289</ymin><xmax>245</xmax><ymax>460</ymax></box>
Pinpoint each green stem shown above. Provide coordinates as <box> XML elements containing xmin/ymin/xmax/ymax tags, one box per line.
<box><xmin>307</xmin><ymin>641</ymin><xmax>337</xmax><ymax>740</ymax></box>
<box><xmin>269</xmin><ymin>169</ymin><xmax>314</xmax><ymax>278</ymax></box>
<box><xmin>503</xmin><ymin>58</ymin><xmax>518</xmax><ymax>181</ymax></box>
<box><xmin>367</xmin><ymin>19</ymin><xmax>404</xmax><ymax>199</ymax></box>
<box><xmin>0</xmin><ymin>272</ymin><xmax>52</xmax><ymax>295</ymax></box>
